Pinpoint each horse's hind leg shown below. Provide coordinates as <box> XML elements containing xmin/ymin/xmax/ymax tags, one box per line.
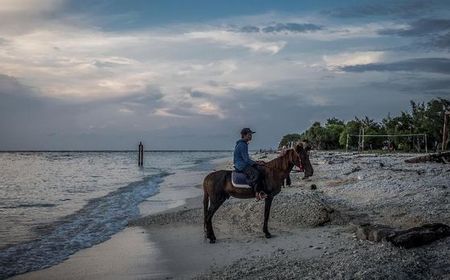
<box><xmin>205</xmin><ymin>197</ymin><xmax>225</xmax><ymax>244</ymax></box>
<box><xmin>203</xmin><ymin>190</ymin><xmax>209</xmax><ymax>234</ymax></box>
<box><xmin>263</xmin><ymin>196</ymin><xmax>274</xmax><ymax>238</ymax></box>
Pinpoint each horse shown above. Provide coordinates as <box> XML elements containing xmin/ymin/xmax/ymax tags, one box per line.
<box><xmin>202</xmin><ymin>142</ymin><xmax>313</xmax><ymax>243</ymax></box>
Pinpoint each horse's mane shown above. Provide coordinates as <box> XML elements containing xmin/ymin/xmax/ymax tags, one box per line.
<box><xmin>265</xmin><ymin>149</ymin><xmax>296</xmax><ymax>171</ymax></box>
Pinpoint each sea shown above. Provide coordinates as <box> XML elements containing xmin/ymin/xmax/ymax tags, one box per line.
<box><xmin>0</xmin><ymin>151</ymin><xmax>230</xmax><ymax>279</ymax></box>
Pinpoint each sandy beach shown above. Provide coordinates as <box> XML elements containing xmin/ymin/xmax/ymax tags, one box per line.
<box><xmin>14</xmin><ymin>151</ymin><xmax>450</xmax><ymax>279</ymax></box>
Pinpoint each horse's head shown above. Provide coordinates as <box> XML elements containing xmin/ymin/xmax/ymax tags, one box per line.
<box><xmin>295</xmin><ymin>141</ymin><xmax>314</xmax><ymax>178</ymax></box>
<box><xmin>282</xmin><ymin>148</ymin><xmax>302</xmax><ymax>169</ymax></box>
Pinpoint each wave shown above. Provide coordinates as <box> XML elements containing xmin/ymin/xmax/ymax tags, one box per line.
<box><xmin>1</xmin><ymin>203</ymin><xmax>57</xmax><ymax>209</ymax></box>
<box><xmin>0</xmin><ymin>172</ymin><xmax>168</xmax><ymax>279</ymax></box>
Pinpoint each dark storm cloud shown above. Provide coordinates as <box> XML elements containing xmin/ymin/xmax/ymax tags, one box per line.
<box><xmin>262</xmin><ymin>23</ymin><xmax>322</xmax><ymax>33</ymax></box>
<box><xmin>430</xmin><ymin>32</ymin><xmax>450</xmax><ymax>50</ymax></box>
<box><xmin>340</xmin><ymin>58</ymin><xmax>450</xmax><ymax>75</ymax></box>
<box><xmin>369</xmin><ymin>77</ymin><xmax>450</xmax><ymax>96</ymax></box>
<box><xmin>0</xmin><ymin>74</ymin><xmax>77</xmax><ymax>150</ymax></box>
<box><xmin>238</xmin><ymin>23</ymin><xmax>322</xmax><ymax>33</ymax></box>
<box><xmin>92</xmin><ymin>60</ymin><xmax>126</xmax><ymax>68</ymax></box>
<box><xmin>324</xmin><ymin>0</ymin><xmax>434</xmax><ymax>18</ymax></box>
<box><xmin>0</xmin><ymin>74</ymin><xmax>46</xmax><ymax>105</ymax></box>
<box><xmin>0</xmin><ymin>74</ymin><xmax>168</xmax><ymax>150</ymax></box>
<box><xmin>189</xmin><ymin>90</ymin><xmax>209</xmax><ymax>98</ymax></box>
<box><xmin>118</xmin><ymin>86</ymin><xmax>163</xmax><ymax>104</ymax></box>
<box><xmin>239</xmin><ymin>25</ymin><xmax>260</xmax><ymax>33</ymax></box>
<box><xmin>379</xmin><ymin>19</ymin><xmax>450</xmax><ymax>37</ymax></box>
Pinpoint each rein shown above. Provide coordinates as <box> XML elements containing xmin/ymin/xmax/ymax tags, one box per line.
<box><xmin>265</xmin><ymin>149</ymin><xmax>300</xmax><ymax>172</ymax></box>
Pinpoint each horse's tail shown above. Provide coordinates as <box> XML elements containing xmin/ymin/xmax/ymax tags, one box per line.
<box><xmin>203</xmin><ymin>179</ymin><xmax>210</xmax><ymax>233</ymax></box>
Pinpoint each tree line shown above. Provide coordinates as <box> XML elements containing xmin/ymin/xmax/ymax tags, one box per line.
<box><xmin>279</xmin><ymin>98</ymin><xmax>450</xmax><ymax>152</ymax></box>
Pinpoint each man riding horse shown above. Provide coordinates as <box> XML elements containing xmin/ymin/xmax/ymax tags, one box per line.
<box><xmin>203</xmin><ymin>138</ymin><xmax>314</xmax><ymax>243</ymax></box>
<box><xmin>233</xmin><ymin>128</ymin><xmax>267</xmax><ymax>201</ymax></box>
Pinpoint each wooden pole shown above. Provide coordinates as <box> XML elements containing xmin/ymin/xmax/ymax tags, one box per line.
<box><xmin>138</xmin><ymin>142</ymin><xmax>144</xmax><ymax>166</ymax></box>
<box><xmin>443</xmin><ymin>111</ymin><xmax>450</xmax><ymax>151</ymax></box>
<box><xmin>358</xmin><ymin>127</ymin><xmax>361</xmax><ymax>152</ymax></box>
<box><xmin>424</xmin><ymin>134</ymin><xmax>428</xmax><ymax>154</ymax></box>
<box><xmin>346</xmin><ymin>134</ymin><xmax>349</xmax><ymax>152</ymax></box>
<box><xmin>361</xmin><ymin>127</ymin><xmax>365</xmax><ymax>152</ymax></box>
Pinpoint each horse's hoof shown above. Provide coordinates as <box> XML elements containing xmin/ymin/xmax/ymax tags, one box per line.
<box><xmin>209</xmin><ymin>239</ymin><xmax>216</xmax><ymax>244</ymax></box>
<box><xmin>265</xmin><ymin>232</ymin><xmax>272</xmax><ymax>239</ymax></box>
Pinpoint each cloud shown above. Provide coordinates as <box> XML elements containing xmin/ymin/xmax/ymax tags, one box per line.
<box><xmin>369</xmin><ymin>77</ymin><xmax>450</xmax><ymax>96</ymax></box>
<box><xmin>262</xmin><ymin>23</ymin><xmax>322</xmax><ymax>33</ymax></box>
<box><xmin>430</xmin><ymin>32</ymin><xmax>450</xmax><ymax>50</ymax></box>
<box><xmin>339</xmin><ymin>58</ymin><xmax>450</xmax><ymax>74</ymax></box>
<box><xmin>324</xmin><ymin>0</ymin><xmax>436</xmax><ymax>18</ymax></box>
<box><xmin>379</xmin><ymin>19</ymin><xmax>450</xmax><ymax>36</ymax></box>
<box><xmin>1</xmin><ymin>4</ymin><xmax>449</xmax><ymax>150</ymax></box>
<box><xmin>238</xmin><ymin>23</ymin><xmax>322</xmax><ymax>34</ymax></box>
<box><xmin>189</xmin><ymin>90</ymin><xmax>209</xmax><ymax>98</ymax></box>
<box><xmin>0</xmin><ymin>0</ymin><xmax>67</xmax><ymax>35</ymax></box>
<box><xmin>0</xmin><ymin>0</ymin><xmax>64</xmax><ymax>13</ymax></box>
<box><xmin>323</xmin><ymin>51</ymin><xmax>384</xmax><ymax>70</ymax></box>
<box><xmin>185</xmin><ymin>31</ymin><xmax>286</xmax><ymax>54</ymax></box>
<box><xmin>240</xmin><ymin>25</ymin><xmax>260</xmax><ymax>33</ymax></box>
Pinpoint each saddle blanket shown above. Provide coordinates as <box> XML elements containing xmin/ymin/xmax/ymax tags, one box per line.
<box><xmin>231</xmin><ymin>171</ymin><xmax>252</xmax><ymax>189</ymax></box>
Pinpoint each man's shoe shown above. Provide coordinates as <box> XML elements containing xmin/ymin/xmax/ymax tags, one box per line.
<box><xmin>255</xmin><ymin>192</ymin><xmax>261</xmax><ymax>201</ymax></box>
<box><xmin>255</xmin><ymin>191</ymin><xmax>267</xmax><ymax>201</ymax></box>
<box><xmin>259</xmin><ymin>191</ymin><xmax>268</xmax><ymax>199</ymax></box>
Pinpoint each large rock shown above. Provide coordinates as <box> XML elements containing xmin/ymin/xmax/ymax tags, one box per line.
<box><xmin>388</xmin><ymin>223</ymin><xmax>450</xmax><ymax>248</ymax></box>
<box><xmin>355</xmin><ymin>223</ymin><xmax>450</xmax><ymax>248</ymax></box>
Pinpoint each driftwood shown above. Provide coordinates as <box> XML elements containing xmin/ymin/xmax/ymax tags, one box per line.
<box><xmin>355</xmin><ymin>223</ymin><xmax>450</xmax><ymax>248</ymax></box>
<box><xmin>405</xmin><ymin>152</ymin><xmax>450</xmax><ymax>164</ymax></box>
<box><xmin>344</xmin><ymin>166</ymin><xmax>362</xmax><ymax>175</ymax></box>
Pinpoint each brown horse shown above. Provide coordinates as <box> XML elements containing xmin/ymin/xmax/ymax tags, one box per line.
<box><xmin>202</xmin><ymin>142</ymin><xmax>313</xmax><ymax>243</ymax></box>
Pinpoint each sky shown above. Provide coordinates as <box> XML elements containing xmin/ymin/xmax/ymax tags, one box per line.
<box><xmin>0</xmin><ymin>0</ymin><xmax>449</xmax><ymax>150</ymax></box>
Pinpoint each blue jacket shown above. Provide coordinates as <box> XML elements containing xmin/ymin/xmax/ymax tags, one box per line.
<box><xmin>233</xmin><ymin>139</ymin><xmax>255</xmax><ymax>171</ymax></box>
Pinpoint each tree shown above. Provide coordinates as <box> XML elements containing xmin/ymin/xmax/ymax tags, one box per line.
<box><xmin>278</xmin><ymin>98</ymin><xmax>450</xmax><ymax>151</ymax></box>
<box><xmin>278</xmin><ymin>133</ymin><xmax>302</xmax><ymax>149</ymax></box>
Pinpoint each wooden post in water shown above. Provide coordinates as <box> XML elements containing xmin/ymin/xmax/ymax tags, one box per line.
<box><xmin>138</xmin><ymin>142</ymin><xmax>144</xmax><ymax>166</ymax></box>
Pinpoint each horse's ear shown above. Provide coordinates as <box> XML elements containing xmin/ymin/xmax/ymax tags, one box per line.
<box><xmin>289</xmin><ymin>148</ymin><xmax>295</xmax><ymax>158</ymax></box>
<box><xmin>295</xmin><ymin>143</ymin><xmax>304</xmax><ymax>154</ymax></box>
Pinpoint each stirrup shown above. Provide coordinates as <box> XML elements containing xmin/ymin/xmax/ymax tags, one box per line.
<box><xmin>255</xmin><ymin>191</ymin><xmax>267</xmax><ymax>201</ymax></box>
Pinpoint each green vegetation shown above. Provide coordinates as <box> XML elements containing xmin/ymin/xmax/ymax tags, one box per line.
<box><xmin>279</xmin><ymin>98</ymin><xmax>450</xmax><ymax>152</ymax></box>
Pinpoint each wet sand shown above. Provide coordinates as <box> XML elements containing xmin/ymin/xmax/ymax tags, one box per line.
<box><xmin>13</xmin><ymin>227</ymin><xmax>168</xmax><ymax>280</ymax></box>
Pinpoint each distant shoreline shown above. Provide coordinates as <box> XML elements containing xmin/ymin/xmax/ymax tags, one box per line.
<box><xmin>0</xmin><ymin>150</ymin><xmax>234</xmax><ymax>153</ymax></box>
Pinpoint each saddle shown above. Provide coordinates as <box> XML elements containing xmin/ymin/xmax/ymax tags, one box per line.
<box><xmin>231</xmin><ymin>171</ymin><xmax>252</xmax><ymax>189</ymax></box>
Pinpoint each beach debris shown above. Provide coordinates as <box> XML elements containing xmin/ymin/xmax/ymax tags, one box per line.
<box><xmin>355</xmin><ymin>224</ymin><xmax>395</xmax><ymax>242</ymax></box>
<box><xmin>344</xmin><ymin>166</ymin><xmax>361</xmax><ymax>176</ymax></box>
<box><xmin>310</xmin><ymin>184</ymin><xmax>317</xmax><ymax>190</ymax></box>
<box><xmin>355</xmin><ymin>223</ymin><xmax>450</xmax><ymax>248</ymax></box>
<box><xmin>405</xmin><ymin>151</ymin><xmax>450</xmax><ymax>164</ymax></box>
<box><xmin>388</xmin><ymin>223</ymin><xmax>450</xmax><ymax>248</ymax></box>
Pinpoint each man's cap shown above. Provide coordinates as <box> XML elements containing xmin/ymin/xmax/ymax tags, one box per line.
<box><xmin>241</xmin><ymin>128</ymin><xmax>255</xmax><ymax>135</ymax></box>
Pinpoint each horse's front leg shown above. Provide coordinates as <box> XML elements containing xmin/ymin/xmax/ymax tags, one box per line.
<box><xmin>263</xmin><ymin>196</ymin><xmax>273</xmax><ymax>238</ymax></box>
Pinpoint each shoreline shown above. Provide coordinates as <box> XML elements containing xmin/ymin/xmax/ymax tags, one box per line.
<box><xmin>12</xmin><ymin>151</ymin><xmax>450</xmax><ymax>279</ymax></box>
<box><xmin>11</xmin><ymin>154</ymin><xmax>232</xmax><ymax>280</ymax></box>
